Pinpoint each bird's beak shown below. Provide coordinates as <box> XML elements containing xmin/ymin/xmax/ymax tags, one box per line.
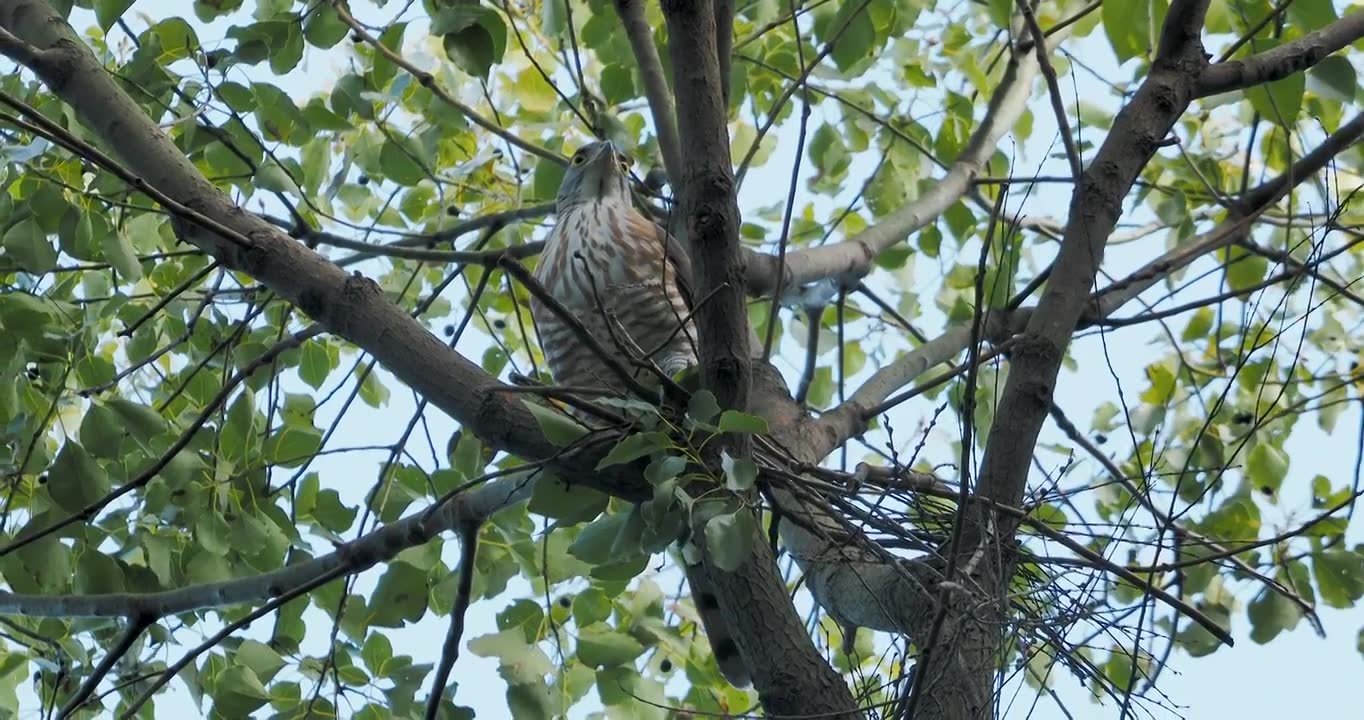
<box><xmin>590</xmin><ymin>141</ymin><xmax>627</xmax><ymax>195</ymax></box>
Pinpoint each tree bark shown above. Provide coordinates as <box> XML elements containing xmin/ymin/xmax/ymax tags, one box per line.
<box><xmin>661</xmin><ymin>1</ymin><xmax>857</xmax><ymax>714</ymax></box>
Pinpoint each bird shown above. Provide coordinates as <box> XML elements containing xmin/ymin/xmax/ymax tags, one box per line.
<box><xmin>529</xmin><ymin>140</ymin><xmax>751</xmax><ymax>687</ymax></box>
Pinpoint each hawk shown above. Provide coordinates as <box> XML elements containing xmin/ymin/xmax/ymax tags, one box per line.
<box><xmin>529</xmin><ymin>140</ymin><xmax>750</xmax><ymax>687</ymax></box>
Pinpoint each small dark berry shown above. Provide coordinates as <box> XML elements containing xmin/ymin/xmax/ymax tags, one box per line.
<box><xmin>443</xmin><ymin>325</ymin><xmax>455</xmax><ymax>337</ymax></box>
<box><xmin>446</xmin><ymin>206</ymin><xmax>460</xmax><ymax>217</ymax></box>
<box><xmin>557</xmin><ymin>596</ymin><xmax>571</xmax><ymax>608</ymax></box>
<box><xmin>351</xmin><ymin>33</ymin><xmax>362</xmax><ymax>43</ymax></box>
<box><xmin>357</xmin><ymin>175</ymin><xmax>370</xmax><ymax>186</ymax></box>
<box><xmin>37</xmin><ymin>474</ymin><xmax>47</xmax><ymax>484</ymax></box>
<box><xmin>493</xmin><ymin>319</ymin><xmax>507</xmax><ymax>330</ymax></box>
<box><xmin>659</xmin><ymin>659</ymin><xmax>673</xmax><ymax>673</ymax></box>
<box><xmin>1093</xmin><ymin>433</ymin><xmax>1107</xmax><ymax>445</ymax></box>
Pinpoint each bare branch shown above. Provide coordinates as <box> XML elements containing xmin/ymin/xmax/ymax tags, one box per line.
<box><xmin>58</xmin><ymin>617</ymin><xmax>151</xmax><ymax>718</ymax></box>
<box><xmin>744</xmin><ymin>30</ymin><xmax>1058</xmax><ymax>296</ymax></box>
<box><xmin>1017</xmin><ymin>0</ymin><xmax>1082</xmax><ymax>179</ymax></box>
<box><xmin>1199</xmin><ymin>10</ymin><xmax>1364</xmax><ymax>97</ymax></box>
<box><xmin>0</xmin><ymin>469</ymin><xmax>535</xmax><ymax>619</ymax></box>
<box><xmin>425</xmin><ymin>523</ymin><xmax>480</xmax><ymax>720</ymax></box>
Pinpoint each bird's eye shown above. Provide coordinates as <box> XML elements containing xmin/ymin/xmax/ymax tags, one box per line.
<box><xmin>571</xmin><ymin>153</ymin><xmax>586</xmax><ymax>166</ymax></box>
<box><xmin>618</xmin><ymin>159</ymin><xmax>629</xmax><ymax>172</ymax></box>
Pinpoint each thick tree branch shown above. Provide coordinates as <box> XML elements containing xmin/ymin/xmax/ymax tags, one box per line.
<box><xmin>714</xmin><ymin>0</ymin><xmax>734</xmax><ymax>106</ymax></box>
<box><xmin>662</xmin><ymin>0</ymin><xmax>750</xmax><ymax>415</ymax></box>
<box><xmin>614</xmin><ymin>0</ymin><xmax>682</xmax><ymax>180</ymax></box>
<box><xmin>798</xmin><ymin>9</ymin><xmax>1217</xmax><ymax>716</ymax></box>
<box><xmin>661</xmin><ymin>0</ymin><xmax>857</xmax><ymax>712</ymax></box>
<box><xmin>978</xmin><ymin>1</ymin><xmax>1212</xmax><ymax>504</ymax></box>
<box><xmin>1198</xmin><ymin>10</ymin><xmax>1364</xmax><ymax>97</ymax></box>
<box><xmin>1093</xmin><ymin>112</ymin><xmax>1364</xmax><ymax>319</ymax></box>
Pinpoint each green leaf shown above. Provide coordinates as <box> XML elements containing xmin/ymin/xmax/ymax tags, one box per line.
<box><xmin>523</xmin><ymin>400</ymin><xmax>588</xmax><ymax>447</ymax></box>
<box><xmin>1246</xmin><ymin>443</ymin><xmax>1288</xmax><ymax>495</ymax></box>
<box><xmin>1224</xmin><ymin>245</ymin><xmax>1268</xmax><ymax>293</ymax></box>
<box><xmin>717</xmin><ymin>410</ymin><xmax>768</xmax><ymax>434</ymax></box>
<box><xmin>437</xmin><ymin>6</ymin><xmax>508</xmax><ymax>79</ymax></box>
<box><xmin>506</xmin><ymin>682</ymin><xmax>554</xmax><ymax>720</ymax></box>
<box><xmin>101</xmin><ymin>228</ymin><xmax>143</xmax><ymax>281</ymax></box>
<box><xmin>704</xmin><ymin>510</ymin><xmax>756</xmax><ymax>572</ymax></box>
<box><xmin>1246</xmin><ymin>41</ymin><xmax>1306</xmax><ymax>126</ymax></box>
<box><xmin>79</xmin><ymin>401</ymin><xmax>126</xmax><ymax>459</ymax></box>
<box><xmin>1025</xmin><ymin>503</ymin><xmax>1067</xmax><ymax>533</ymax></box>
<box><xmin>1182</xmin><ymin>306</ymin><xmax>1214</xmax><ymax>342</ymax></box>
<box><xmin>1247</xmin><ymin>587</ymin><xmax>1301</xmax><ymax>644</ymax></box>
<box><xmin>600</xmin><ymin>63</ymin><xmax>636</xmax><ymax>105</ymax></box>
<box><xmin>643</xmin><ymin>455</ymin><xmax>686</xmax><ymax>485</ymax></box>
<box><xmin>3</xmin><ymin>218</ymin><xmax>57</xmax><ymax>273</ymax></box>
<box><xmin>74</xmin><ymin>550</ymin><xmax>125</xmax><ymax>594</ymax></box>
<box><xmin>1102</xmin><ymin>0</ymin><xmax>1148</xmax><ymax>63</ymax></box>
<box><xmin>568</xmin><ymin>512</ymin><xmax>632</xmax><ymax>565</ymax></box>
<box><xmin>362</xmin><ymin>633</ymin><xmax>394</xmax><ymax>676</ymax></box>
<box><xmin>1307</xmin><ymin>55</ymin><xmax>1356</xmax><ymax>102</ymax></box>
<box><xmin>572</xmin><ymin>587</ymin><xmax>613</xmax><ymax>627</ymax></box>
<box><xmin>686</xmin><ymin>390</ymin><xmax>721</xmax><ymax>424</ymax></box>
<box><xmin>1287</xmin><ymin>0</ymin><xmax>1338</xmax><ymax>29</ymax></box>
<box><xmin>576</xmin><ymin>627</ymin><xmax>646</xmax><ymax>669</ymax></box>
<box><xmin>47</xmin><ymin>441</ymin><xmax>110</xmax><ymax>513</ymax></box>
<box><xmin>263</xmin><ymin>426</ymin><xmax>323</xmax><ymax>468</ymax></box>
<box><xmin>720</xmin><ymin>451</ymin><xmax>757</xmax><ymax>492</ymax></box>
<box><xmin>531</xmin><ymin>158</ymin><xmax>566</xmax><ymax>202</ymax></box>
<box><xmin>269</xmin><ymin>21</ymin><xmax>304</xmax><ymax>74</ymax></box>
<box><xmin>101</xmin><ymin>399</ymin><xmax>166</xmax><ymax>453</ymax></box>
<box><xmin>211</xmin><ymin>665</ymin><xmax>271</xmax><ymax>718</ymax></box>
<box><xmin>6</xmin><ymin>517</ymin><xmax>71</xmax><ymax>593</ymax></box>
<box><xmin>528</xmin><ymin>473</ymin><xmax>608</xmax><ymax>525</ymax></box>
<box><xmin>299</xmin><ymin>341</ymin><xmax>332</xmax><ymax>389</ymax></box>
<box><xmin>359</xmin><ymin>371</ymin><xmax>390</xmax><ymax>407</ymax></box>
<box><xmin>195</xmin><ymin>510</ymin><xmax>232</xmax><ymax>556</ymax></box>
<box><xmin>254</xmin><ymin>161</ymin><xmax>302</xmax><ymax>196</ymax></box>
<box><xmin>94</xmin><ymin>0</ymin><xmax>134</xmax><ymax>31</ymax></box>
<box><xmin>595</xmin><ymin>431</ymin><xmax>671</xmax><ymax>469</ymax></box>
<box><xmin>219</xmin><ymin>389</ymin><xmax>260</xmax><ymax>465</ymax></box>
<box><xmin>312</xmin><ymin>489</ymin><xmax>358</xmax><ymax>533</ymax></box>
<box><xmin>303</xmin><ymin>5</ymin><xmax>349</xmax><ymax>48</ymax></box>
<box><xmin>1314</xmin><ymin>549</ymin><xmax>1364</xmax><ymax>608</ymax></box>
<box><xmin>827</xmin><ymin>2</ymin><xmax>876</xmax><ymax>72</ymax></box>
<box><xmin>380</xmin><ymin>136</ymin><xmax>427</xmax><ymax>186</ymax></box>
<box><xmin>370</xmin><ymin>563</ymin><xmax>430</xmax><ymax>627</ymax></box>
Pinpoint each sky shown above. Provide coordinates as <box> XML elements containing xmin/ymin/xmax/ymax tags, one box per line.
<box><xmin>5</xmin><ymin>1</ymin><xmax>1362</xmax><ymax>718</ymax></box>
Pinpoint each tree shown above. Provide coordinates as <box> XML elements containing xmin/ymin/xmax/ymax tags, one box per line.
<box><xmin>0</xmin><ymin>0</ymin><xmax>1361</xmax><ymax>717</ymax></box>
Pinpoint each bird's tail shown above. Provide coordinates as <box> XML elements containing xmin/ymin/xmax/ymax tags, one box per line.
<box><xmin>682</xmin><ymin>561</ymin><xmax>752</xmax><ymax>687</ymax></box>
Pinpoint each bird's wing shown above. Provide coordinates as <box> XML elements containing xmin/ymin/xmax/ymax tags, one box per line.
<box><xmin>625</xmin><ymin>208</ymin><xmax>696</xmax><ymax>312</ymax></box>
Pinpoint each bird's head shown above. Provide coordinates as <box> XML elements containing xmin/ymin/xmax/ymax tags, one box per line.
<box><xmin>556</xmin><ymin>140</ymin><xmax>632</xmax><ymax>213</ymax></box>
